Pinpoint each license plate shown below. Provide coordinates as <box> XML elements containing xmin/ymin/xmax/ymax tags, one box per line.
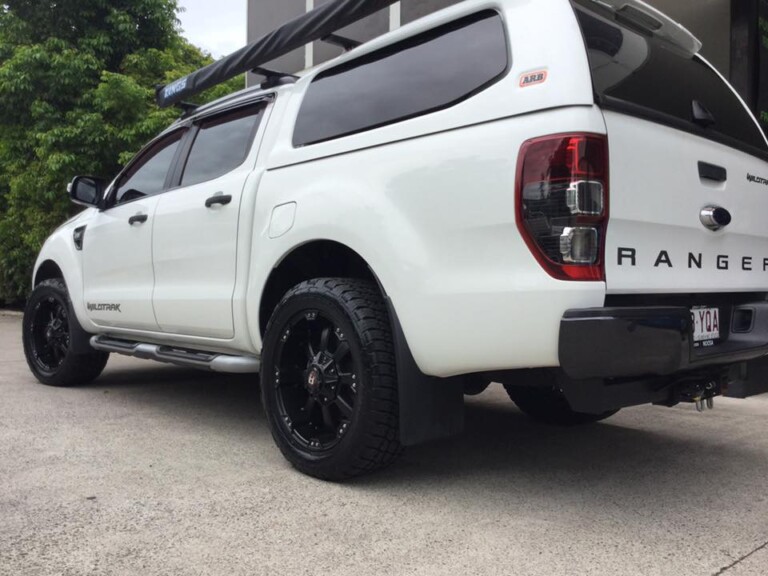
<box><xmin>691</xmin><ymin>307</ymin><xmax>720</xmax><ymax>344</ymax></box>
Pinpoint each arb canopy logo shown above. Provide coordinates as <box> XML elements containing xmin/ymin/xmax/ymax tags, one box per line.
<box><xmin>519</xmin><ymin>70</ymin><xmax>548</xmax><ymax>88</ymax></box>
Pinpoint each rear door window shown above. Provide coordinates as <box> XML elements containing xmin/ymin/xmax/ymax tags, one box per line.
<box><xmin>180</xmin><ymin>104</ymin><xmax>264</xmax><ymax>187</ymax></box>
<box><xmin>572</xmin><ymin>1</ymin><xmax>768</xmax><ymax>156</ymax></box>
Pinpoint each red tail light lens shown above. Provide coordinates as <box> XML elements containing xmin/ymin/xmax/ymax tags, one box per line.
<box><xmin>516</xmin><ymin>133</ymin><xmax>609</xmax><ymax>281</ymax></box>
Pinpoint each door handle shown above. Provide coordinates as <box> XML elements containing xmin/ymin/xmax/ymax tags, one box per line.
<box><xmin>698</xmin><ymin>161</ymin><xmax>727</xmax><ymax>183</ymax></box>
<box><xmin>205</xmin><ymin>194</ymin><xmax>232</xmax><ymax>208</ymax></box>
<box><xmin>128</xmin><ymin>214</ymin><xmax>148</xmax><ymax>225</ymax></box>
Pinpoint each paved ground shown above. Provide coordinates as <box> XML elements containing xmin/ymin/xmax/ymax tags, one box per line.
<box><xmin>2</xmin><ymin>313</ymin><xmax>768</xmax><ymax>576</ymax></box>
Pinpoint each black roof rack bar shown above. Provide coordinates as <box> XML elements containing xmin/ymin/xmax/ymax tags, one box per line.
<box><xmin>252</xmin><ymin>67</ymin><xmax>299</xmax><ymax>89</ymax></box>
<box><xmin>322</xmin><ymin>33</ymin><xmax>362</xmax><ymax>51</ymax></box>
<box><xmin>175</xmin><ymin>101</ymin><xmax>199</xmax><ymax>118</ymax></box>
<box><xmin>156</xmin><ymin>0</ymin><xmax>397</xmax><ymax>108</ymax></box>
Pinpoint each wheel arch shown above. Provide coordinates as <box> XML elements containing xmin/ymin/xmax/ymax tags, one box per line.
<box><xmin>258</xmin><ymin>239</ymin><xmax>380</xmax><ymax>336</ymax></box>
<box><xmin>256</xmin><ymin>238</ymin><xmax>465</xmax><ymax>447</ymax></box>
<box><xmin>34</xmin><ymin>260</ymin><xmax>65</xmax><ymax>287</ymax></box>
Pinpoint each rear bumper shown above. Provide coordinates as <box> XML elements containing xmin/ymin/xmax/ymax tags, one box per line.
<box><xmin>559</xmin><ymin>302</ymin><xmax>768</xmax><ymax>380</ymax></box>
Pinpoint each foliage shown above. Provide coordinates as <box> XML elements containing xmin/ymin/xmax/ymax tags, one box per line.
<box><xmin>0</xmin><ymin>0</ymin><xmax>244</xmax><ymax>303</ymax></box>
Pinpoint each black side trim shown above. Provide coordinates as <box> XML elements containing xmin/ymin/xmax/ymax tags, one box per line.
<box><xmin>699</xmin><ymin>161</ymin><xmax>728</xmax><ymax>182</ymax></box>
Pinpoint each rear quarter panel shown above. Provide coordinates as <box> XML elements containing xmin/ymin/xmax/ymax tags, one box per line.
<box><xmin>247</xmin><ymin>0</ymin><xmax>607</xmax><ymax>376</ymax></box>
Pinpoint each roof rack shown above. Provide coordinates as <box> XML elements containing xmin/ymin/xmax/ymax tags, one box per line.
<box><xmin>321</xmin><ymin>33</ymin><xmax>362</xmax><ymax>51</ymax></box>
<box><xmin>252</xmin><ymin>67</ymin><xmax>299</xmax><ymax>89</ymax></box>
<box><xmin>175</xmin><ymin>101</ymin><xmax>199</xmax><ymax>118</ymax></box>
<box><xmin>156</xmin><ymin>0</ymin><xmax>397</xmax><ymax>108</ymax></box>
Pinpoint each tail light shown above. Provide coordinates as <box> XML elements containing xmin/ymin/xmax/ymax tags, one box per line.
<box><xmin>516</xmin><ymin>133</ymin><xmax>609</xmax><ymax>281</ymax></box>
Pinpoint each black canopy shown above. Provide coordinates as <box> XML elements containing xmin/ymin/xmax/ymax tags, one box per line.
<box><xmin>156</xmin><ymin>0</ymin><xmax>398</xmax><ymax>108</ymax></box>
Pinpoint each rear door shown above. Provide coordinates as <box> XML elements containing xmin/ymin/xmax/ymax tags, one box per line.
<box><xmin>572</xmin><ymin>0</ymin><xmax>768</xmax><ymax>294</ymax></box>
<box><xmin>151</xmin><ymin>102</ymin><xmax>268</xmax><ymax>338</ymax></box>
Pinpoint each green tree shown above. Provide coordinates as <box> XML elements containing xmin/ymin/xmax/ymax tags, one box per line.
<box><xmin>0</xmin><ymin>0</ymin><xmax>243</xmax><ymax>303</ymax></box>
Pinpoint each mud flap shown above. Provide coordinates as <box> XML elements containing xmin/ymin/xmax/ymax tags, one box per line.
<box><xmin>386</xmin><ymin>298</ymin><xmax>464</xmax><ymax>446</ymax></box>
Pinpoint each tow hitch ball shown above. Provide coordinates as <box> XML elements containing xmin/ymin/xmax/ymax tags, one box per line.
<box><xmin>679</xmin><ymin>380</ymin><xmax>720</xmax><ymax>412</ymax></box>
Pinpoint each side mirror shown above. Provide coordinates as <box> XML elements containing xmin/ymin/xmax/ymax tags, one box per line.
<box><xmin>67</xmin><ymin>176</ymin><xmax>106</xmax><ymax>208</ymax></box>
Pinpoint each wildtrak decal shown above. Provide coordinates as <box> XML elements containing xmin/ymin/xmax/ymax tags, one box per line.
<box><xmin>747</xmin><ymin>173</ymin><xmax>768</xmax><ymax>186</ymax></box>
<box><xmin>617</xmin><ymin>248</ymin><xmax>766</xmax><ymax>272</ymax></box>
<box><xmin>87</xmin><ymin>303</ymin><xmax>122</xmax><ymax>312</ymax></box>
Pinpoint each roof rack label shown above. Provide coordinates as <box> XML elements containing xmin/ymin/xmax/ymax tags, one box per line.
<box><xmin>163</xmin><ymin>77</ymin><xmax>189</xmax><ymax>100</ymax></box>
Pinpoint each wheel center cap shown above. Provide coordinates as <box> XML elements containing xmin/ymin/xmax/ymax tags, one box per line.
<box><xmin>306</xmin><ymin>366</ymin><xmax>322</xmax><ymax>393</ymax></box>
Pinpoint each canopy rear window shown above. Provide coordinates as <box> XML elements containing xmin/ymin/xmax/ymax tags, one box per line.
<box><xmin>572</xmin><ymin>0</ymin><xmax>768</xmax><ymax>156</ymax></box>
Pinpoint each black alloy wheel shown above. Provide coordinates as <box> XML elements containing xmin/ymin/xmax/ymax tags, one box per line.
<box><xmin>28</xmin><ymin>292</ymin><xmax>71</xmax><ymax>374</ymax></box>
<box><xmin>261</xmin><ymin>278</ymin><xmax>401</xmax><ymax>480</ymax></box>
<box><xmin>22</xmin><ymin>279</ymin><xmax>109</xmax><ymax>387</ymax></box>
<box><xmin>273</xmin><ymin>310</ymin><xmax>358</xmax><ymax>453</ymax></box>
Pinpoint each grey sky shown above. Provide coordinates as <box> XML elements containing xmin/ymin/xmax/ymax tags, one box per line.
<box><xmin>177</xmin><ymin>0</ymin><xmax>247</xmax><ymax>58</ymax></box>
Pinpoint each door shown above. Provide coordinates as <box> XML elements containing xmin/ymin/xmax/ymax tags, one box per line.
<box><xmin>152</xmin><ymin>103</ymin><xmax>267</xmax><ymax>338</ymax></box>
<box><xmin>82</xmin><ymin>130</ymin><xmax>185</xmax><ymax>331</ymax></box>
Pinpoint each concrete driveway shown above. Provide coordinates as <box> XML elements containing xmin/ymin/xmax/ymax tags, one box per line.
<box><xmin>1</xmin><ymin>312</ymin><xmax>768</xmax><ymax>576</ymax></box>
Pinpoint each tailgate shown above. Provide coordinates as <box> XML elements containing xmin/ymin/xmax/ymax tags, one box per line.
<box><xmin>572</xmin><ymin>0</ymin><xmax>768</xmax><ymax>294</ymax></box>
<box><xmin>605</xmin><ymin>112</ymin><xmax>768</xmax><ymax>293</ymax></box>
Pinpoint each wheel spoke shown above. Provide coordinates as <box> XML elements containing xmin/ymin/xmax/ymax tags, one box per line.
<box><xmin>305</xmin><ymin>340</ymin><xmax>315</xmax><ymax>362</ymax></box>
<box><xmin>291</xmin><ymin>395</ymin><xmax>315</xmax><ymax>425</ymax></box>
<box><xmin>50</xmin><ymin>343</ymin><xmax>63</xmax><ymax>363</ymax></box>
<box><xmin>333</xmin><ymin>341</ymin><xmax>350</xmax><ymax>363</ymax></box>
<box><xmin>319</xmin><ymin>327</ymin><xmax>330</xmax><ymax>354</ymax></box>
<box><xmin>335</xmin><ymin>396</ymin><xmax>354</xmax><ymax>418</ymax></box>
<box><xmin>321</xmin><ymin>405</ymin><xmax>334</xmax><ymax>428</ymax></box>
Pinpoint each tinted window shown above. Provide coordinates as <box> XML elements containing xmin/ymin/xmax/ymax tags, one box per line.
<box><xmin>181</xmin><ymin>105</ymin><xmax>264</xmax><ymax>187</ymax></box>
<box><xmin>572</xmin><ymin>2</ymin><xmax>767</xmax><ymax>154</ymax></box>
<box><xmin>294</xmin><ymin>10</ymin><xmax>508</xmax><ymax>147</ymax></box>
<box><xmin>114</xmin><ymin>131</ymin><xmax>184</xmax><ymax>205</ymax></box>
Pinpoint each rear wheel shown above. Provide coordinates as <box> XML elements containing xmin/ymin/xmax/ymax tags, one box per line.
<box><xmin>261</xmin><ymin>278</ymin><xmax>401</xmax><ymax>480</ymax></box>
<box><xmin>503</xmin><ymin>370</ymin><xmax>618</xmax><ymax>426</ymax></box>
<box><xmin>23</xmin><ymin>279</ymin><xmax>109</xmax><ymax>387</ymax></box>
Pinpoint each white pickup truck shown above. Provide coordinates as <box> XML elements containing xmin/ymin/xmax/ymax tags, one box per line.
<box><xmin>22</xmin><ymin>0</ymin><xmax>768</xmax><ymax>479</ymax></box>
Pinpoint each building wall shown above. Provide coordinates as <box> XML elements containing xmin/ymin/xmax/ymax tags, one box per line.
<box><xmin>247</xmin><ymin>0</ymin><xmax>733</xmax><ymax>82</ymax></box>
<box><xmin>648</xmin><ymin>0</ymin><xmax>731</xmax><ymax>76</ymax></box>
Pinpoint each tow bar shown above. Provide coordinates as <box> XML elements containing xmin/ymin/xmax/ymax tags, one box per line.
<box><xmin>677</xmin><ymin>379</ymin><xmax>721</xmax><ymax>412</ymax></box>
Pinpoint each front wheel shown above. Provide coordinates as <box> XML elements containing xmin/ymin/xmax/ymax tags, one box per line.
<box><xmin>503</xmin><ymin>370</ymin><xmax>619</xmax><ymax>426</ymax></box>
<box><xmin>23</xmin><ymin>278</ymin><xmax>109</xmax><ymax>387</ymax></box>
<box><xmin>261</xmin><ymin>278</ymin><xmax>401</xmax><ymax>480</ymax></box>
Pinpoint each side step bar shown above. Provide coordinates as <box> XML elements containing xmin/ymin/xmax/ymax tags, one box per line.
<box><xmin>90</xmin><ymin>335</ymin><xmax>260</xmax><ymax>374</ymax></box>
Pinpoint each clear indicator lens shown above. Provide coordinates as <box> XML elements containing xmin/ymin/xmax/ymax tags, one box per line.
<box><xmin>560</xmin><ymin>226</ymin><xmax>598</xmax><ymax>264</ymax></box>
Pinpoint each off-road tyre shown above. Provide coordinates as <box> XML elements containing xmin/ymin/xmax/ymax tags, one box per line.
<box><xmin>503</xmin><ymin>370</ymin><xmax>619</xmax><ymax>426</ymax></box>
<box><xmin>22</xmin><ymin>278</ymin><xmax>109</xmax><ymax>387</ymax></box>
<box><xmin>261</xmin><ymin>278</ymin><xmax>402</xmax><ymax>480</ymax></box>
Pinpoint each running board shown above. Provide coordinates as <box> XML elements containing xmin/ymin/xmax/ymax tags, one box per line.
<box><xmin>90</xmin><ymin>335</ymin><xmax>260</xmax><ymax>374</ymax></box>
